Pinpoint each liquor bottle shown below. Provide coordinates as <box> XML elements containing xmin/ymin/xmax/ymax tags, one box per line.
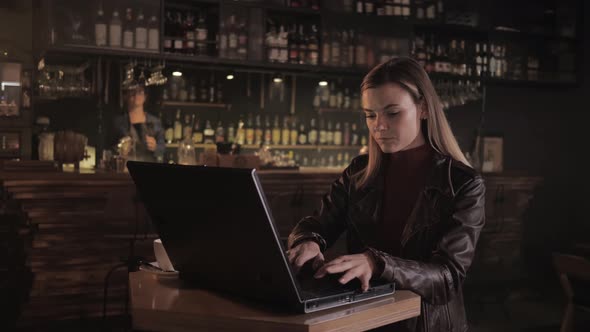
<box><xmin>351</xmin><ymin>122</ymin><xmax>359</xmax><ymax>145</ymax></box>
<box><xmin>336</xmin><ymin>81</ymin><xmax>344</xmax><ymax>108</ymax></box>
<box><xmin>330</xmin><ymin>31</ymin><xmax>341</xmax><ymax>66</ymax></box>
<box><xmin>320</xmin><ymin>83</ymin><xmax>330</xmax><ymax>107</ymax></box>
<box><xmin>209</xmin><ymin>74</ymin><xmax>216</xmax><ymax>103</ymax></box>
<box><xmin>189</xmin><ymin>83</ymin><xmax>197</xmax><ymax>102</ymax></box>
<box><xmin>489</xmin><ymin>43</ymin><xmax>497</xmax><ymax>78</ymax></box>
<box><xmin>343</xmin><ymin>122</ymin><xmax>351</xmax><ymax>145</ymax></box>
<box><xmin>182</xmin><ymin>114</ymin><xmax>193</xmax><ymax>140</ymax></box>
<box><xmin>236</xmin><ymin>115</ymin><xmax>245</xmax><ymax>145</ymax></box>
<box><xmin>215</xmin><ymin>121</ymin><xmax>225</xmax><ymax>143</ymax></box>
<box><xmin>237</xmin><ymin>18</ymin><xmax>248</xmax><ymax>59</ymax></box>
<box><xmin>326</xmin><ymin>120</ymin><xmax>334</xmax><ymax>145</ymax></box>
<box><xmin>343</xmin><ymin>88</ymin><xmax>351</xmax><ymax>109</ymax></box>
<box><xmin>402</xmin><ymin>0</ymin><xmax>411</xmax><ymax>19</ymax></box>
<box><xmin>203</xmin><ymin>120</ymin><xmax>215</xmax><ymax>144</ymax></box>
<box><xmin>346</xmin><ymin>29</ymin><xmax>355</xmax><ymax>66</ymax></box>
<box><xmin>313</xmin><ymin>86</ymin><xmax>321</xmax><ymax>108</ymax></box>
<box><xmin>298</xmin><ymin>123</ymin><xmax>307</xmax><ymax>145</ymax></box>
<box><xmin>459</xmin><ymin>40</ymin><xmax>467</xmax><ymax>76</ymax></box>
<box><xmin>308</xmin><ymin>118</ymin><xmax>318</xmax><ymax>145</ymax></box>
<box><xmin>352</xmin><ymin>91</ymin><xmax>361</xmax><ymax>110</ymax></box>
<box><xmin>393</xmin><ymin>0</ymin><xmax>402</xmax><ymax>17</ymax></box>
<box><xmin>216</xmin><ymin>82</ymin><xmax>223</xmax><ymax>102</ymax></box>
<box><xmin>263</xmin><ymin>116</ymin><xmax>272</xmax><ymax>145</ymax></box>
<box><xmin>272</xmin><ymin>115</ymin><xmax>281</xmax><ymax>145</ymax></box>
<box><xmin>426</xmin><ymin>0</ymin><xmax>436</xmax><ymax>19</ymax></box>
<box><xmin>95</xmin><ymin>3</ymin><xmax>107</xmax><ymax>46</ymax></box>
<box><xmin>196</xmin><ymin>12</ymin><xmax>208</xmax><ymax>56</ymax></box>
<box><xmin>164</xmin><ymin>11</ymin><xmax>173</xmax><ymax>52</ymax></box>
<box><xmin>281</xmin><ymin>116</ymin><xmax>290</xmax><ymax>145</ymax></box>
<box><xmin>415</xmin><ymin>0</ymin><xmax>425</xmax><ymax>19</ymax></box>
<box><xmin>356</xmin><ymin>0</ymin><xmax>364</xmax><ymax>14</ymax></box>
<box><xmin>482</xmin><ymin>43</ymin><xmax>488</xmax><ymax>76</ymax></box>
<box><xmin>376</xmin><ymin>0</ymin><xmax>386</xmax><ymax>16</ymax></box>
<box><xmin>329</xmin><ymin>82</ymin><xmax>337</xmax><ymax>108</ymax></box>
<box><xmin>199</xmin><ymin>79</ymin><xmax>208</xmax><ymax>102</ymax></box>
<box><xmin>385</xmin><ymin>0</ymin><xmax>394</xmax><ymax>16</ymax></box>
<box><xmin>355</xmin><ymin>32</ymin><xmax>366</xmax><ymax>67</ymax></box>
<box><xmin>192</xmin><ymin>118</ymin><xmax>203</xmax><ymax>144</ymax></box>
<box><xmin>333</xmin><ymin>122</ymin><xmax>343</xmax><ymax>145</ymax></box>
<box><xmin>147</xmin><ymin>15</ymin><xmax>159</xmax><ymax>50</ymax></box>
<box><xmin>340</xmin><ymin>30</ymin><xmax>349</xmax><ymax>67</ymax></box>
<box><xmin>290</xmin><ymin>118</ymin><xmax>298</xmax><ymax>145</ymax></box>
<box><xmin>365</xmin><ymin>0</ymin><xmax>375</xmax><ymax>15</ymax></box>
<box><xmin>319</xmin><ymin>118</ymin><xmax>327</xmax><ymax>144</ymax></box>
<box><xmin>288</xmin><ymin>24</ymin><xmax>299</xmax><ymax>64</ymax></box>
<box><xmin>321</xmin><ymin>29</ymin><xmax>331</xmax><ymax>66</ymax></box>
<box><xmin>254</xmin><ymin>115</ymin><xmax>264</xmax><ymax>145</ymax></box>
<box><xmin>135</xmin><ymin>9</ymin><xmax>147</xmax><ymax>49</ymax></box>
<box><xmin>219</xmin><ymin>19</ymin><xmax>228</xmax><ymax>58</ymax></box>
<box><xmin>174</xmin><ymin>12</ymin><xmax>184</xmax><ymax>53</ymax></box>
<box><xmin>311</xmin><ymin>0</ymin><xmax>320</xmax><ymax>10</ymax></box>
<box><xmin>475</xmin><ymin>43</ymin><xmax>483</xmax><ymax>76</ymax></box>
<box><xmin>434</xmin><ymin>44</ymin><xmax>443</xmax><ymax>73</ymax></box>
<box><xmin>228</xmin><ymin>15</ymin><xmax>238</xmax><ymax>59</ymax></box>
<box><xmin>308</xmin><ymin>24</ymin><xmax>319</xmax><ymax>65</ymax></box>
<box><xmin>184</xmin><ymin>12</ymin><xmax>196</xmax><ymax>55</ymax></box>
<box><xmin>173</xmin><ymin>109</ymin><xmax>182</xmax><ymax>142</ymax></box>
<box><xmin>165</xmin><ymin>114</ymin><xmax>174</xmax><ymax>144</ymax></box>
<box><xmin>278</xmin><ymin>25</ymin><xmax>289</xmax><ymax>63</ymax></box>
<box><xmin>266</xmin><ymin>22</ymin><xmax>278</xmax><ymax>62</ymax></box>
<box><xmin>298</xmin><ymin>24</ymin><xmax>307</xmax><ymax>65</ymax></box>
<box><xmin>123</xmin><ymin>8</ymin><xmax>134</xmax><ymax>48</ymax></box>
<box><xmin>227</xmin><ymin>122</ymin><xmax>235</xmax><ymax>143</ymax></box>
<box><xmin>245</xmin><ymin>113</ymin><xmax>255</xmax><ymax>145</ymax></box>
<box><xmin>109</xmin><ymin>9</ymin><xmax>122</xmax><ymax>47</ymax></box>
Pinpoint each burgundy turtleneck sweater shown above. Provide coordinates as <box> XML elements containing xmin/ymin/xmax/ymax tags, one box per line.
<box><xmin>378</xmin><ymin>143</ymin><xmax>434</xmax><ymax>257</ymax></box>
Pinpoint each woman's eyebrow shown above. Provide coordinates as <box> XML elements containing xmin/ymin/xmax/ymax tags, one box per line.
<box><xmin>362</xmin><ymin>104</ymin><xmax>400</xmax><ymax>112</ymax></box>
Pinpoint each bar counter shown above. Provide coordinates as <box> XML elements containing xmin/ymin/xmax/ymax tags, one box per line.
<box><xmin>0</xmin><ymin>162</ymin><xmax>542</xmax><ymax>326</ymax></box>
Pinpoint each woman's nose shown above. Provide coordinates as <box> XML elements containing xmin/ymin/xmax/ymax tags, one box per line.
<box><xmin>374</xmin><ymin>114</ymin><xmax>388</xmax><ymax>131</ymax></box>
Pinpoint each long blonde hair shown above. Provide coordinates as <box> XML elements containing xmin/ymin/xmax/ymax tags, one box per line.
<box><xmin>357</xmin><ymin>57</ymin><xmax>471</xmax><ymax>188</ymax></box>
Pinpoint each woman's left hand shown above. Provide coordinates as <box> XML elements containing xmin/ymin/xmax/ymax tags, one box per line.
<box><xmin>313</xmin><ymin>252</ymin><xmax>377</xmax><ymax>292</ymax></box>
<box><xmin>146</xmin><ymin>135</ymin><xmax>157</xmax><ymax>151</ymax></box>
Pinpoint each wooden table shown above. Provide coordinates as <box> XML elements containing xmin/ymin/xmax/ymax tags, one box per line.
<box><xmin>129</xmin><ymin>271</ymin><xmax>421</xmax><ymax>332</ymax></box>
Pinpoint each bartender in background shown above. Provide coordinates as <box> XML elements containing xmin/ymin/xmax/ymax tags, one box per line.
<box><xmin>113</xmin><ymin>83</ymin><xmax>165</xmax><ymax>162</ymax></box>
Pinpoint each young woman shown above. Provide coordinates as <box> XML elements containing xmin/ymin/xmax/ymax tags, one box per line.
<box><xmin>287</xmin><ymin>57</ymin><xmax>485</xmax><ymax>332</ymax></box>
<box><xmin>113</xmin><ymin>84</ymin><xmax>165</xmax><ymax>162</ymax></box>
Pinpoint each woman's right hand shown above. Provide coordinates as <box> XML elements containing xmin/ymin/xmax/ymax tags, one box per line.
<box><xmin>287</xmin><ymin>241</ymin><xmax>324</xmax><ymax>274</ymax></box>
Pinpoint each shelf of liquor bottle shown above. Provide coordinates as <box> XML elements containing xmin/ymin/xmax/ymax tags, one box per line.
<box><xmin>58</xmin><ymin>44</ymin><xmax>160</xmax><ymax>56</ymax></box>
<box><xmin>316</xmin><ymin>108</ymin><xmax>359</xmax><ymax>113</ymax></box>
<box><xmin>321</xmin><ymin>9</ymin><xmax>416</xmax><ymax>28</ymax></box>
<box><xmin>488</xmin><ymin>28</ymin><xmax>578</xmax><ymax>43</ymax></box>
<box><xmin>161</xmin><ymin>101</ymin><xmax>228</xmax><ymax>108</ymax></box>
<box><xmin>43</xmin><ymin>45</ymin><xmax>368</xmax><ymax>77</ymax></box>
<box><xmin>165</xmin><ymin>143</ymin><xmax>362</xmax><ymax>150</ymax></box>
<box><xmin>483</xmin><ymin>76</ymin><xmax>579</xmax><ymax>88</ymax></box>
<box><xmin>413</xmin><ymin>22</ymin><xmax>489</xmax><ymax>36</ymax></box>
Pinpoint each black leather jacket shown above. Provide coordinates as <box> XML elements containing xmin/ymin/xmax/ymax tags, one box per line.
<box><xmin>288</xmin><ymin>152</ymin><xmax>486</xmax><ymax>332</ymax></box>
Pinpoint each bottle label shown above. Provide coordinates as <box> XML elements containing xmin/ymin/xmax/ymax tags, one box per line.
<box><xmin>196</xmin><ymin>29</ymin><xmax>207</xmax><ymax>41</ymax></box>
<box><xmin>123</xmin><ymin>31</ymin><xmax>134</xmax><ymax>48</ymax></box>
<box><xmin>95</xmin><ymin>24</ymin><xmax>107</xmax><ymax>46</ymax></box>
<box><xmin>109</xmin><ymin>25</ymin><xmax>122</xmax><ymax>47</ymax></box>
<box><xmin>135</xmin><ymin>28</ymin><xmax>147</xmax><ymax>49</ymax></box>
<box><xmin>148</xmin><ymin>28</ymin><xmax>159</xmax><ymax>50</ymax></box>
<box><xmin>229</xmin><ymin>35</ymin><xmax>238</xmax><ymax>48</ymax></box>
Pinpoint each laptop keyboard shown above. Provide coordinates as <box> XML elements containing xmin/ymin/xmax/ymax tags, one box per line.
<box><xmin>297</xmin><ymin>273</ymin><xmax>362</xmax><ymax>299</ymax></box>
